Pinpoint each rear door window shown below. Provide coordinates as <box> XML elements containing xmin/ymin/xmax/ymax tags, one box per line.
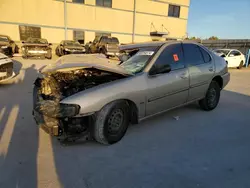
<box><xmin>183</xmin><ymin>43</ymin><xmax>205</xmax><ymax>66</ymax></box>
<box><xmin>199</xmin><ymin>47</ymin><xmax>212</xmax><ymax>63</ymax></box>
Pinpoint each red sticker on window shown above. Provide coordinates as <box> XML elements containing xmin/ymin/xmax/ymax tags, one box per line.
<box><xmin>173</xmin><ymin>54</ymin><xmax>179</xmax><ymax>62</ymax></box>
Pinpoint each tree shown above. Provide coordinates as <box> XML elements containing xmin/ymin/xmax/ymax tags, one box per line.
<box><xmin>208</xmin><ymin>36</ymin><xmax>219</xmax><ymax>40</ymax></box>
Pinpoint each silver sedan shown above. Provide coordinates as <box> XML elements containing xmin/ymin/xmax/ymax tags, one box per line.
<box><xmin>33</xmin><ymin>41</ymin><xmax>230</xmax><ymax>145</ymax></box>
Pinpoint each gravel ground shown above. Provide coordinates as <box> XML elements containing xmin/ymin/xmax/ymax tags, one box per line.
<box><xmin>0</xmin><ymin>57</ymin><xmax>250</xmax><ymax>188</ymax></box>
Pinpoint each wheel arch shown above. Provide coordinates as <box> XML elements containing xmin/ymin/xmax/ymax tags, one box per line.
<box><xmin>212</xmin><ymin>75</ymin><xmax>223</xmax><ymax>89</ymax></box>
<box><xmin>98</xmin><ymin>99</ymin><xmax>139</xmax><ymax>125</ymax></box>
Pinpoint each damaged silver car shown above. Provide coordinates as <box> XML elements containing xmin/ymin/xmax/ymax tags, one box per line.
<box><xmin>33</xmin><ymin>41</ymin><xmax>230</xmax><ymax>145</ymax></box>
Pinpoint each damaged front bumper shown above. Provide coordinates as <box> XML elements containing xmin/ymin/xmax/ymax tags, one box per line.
<box><xmin>33</xmin><ymin>83</ymin><xmax>91</xmax><ymax>140</ymax></box>
<box><xmin>33</xmin><ymin>109</ymin><xmax>61</xmax><ymax>136</ymax></box>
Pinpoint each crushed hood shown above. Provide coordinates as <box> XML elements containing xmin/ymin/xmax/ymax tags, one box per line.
<box><xmin>41</xmin><ymin>54</ymin><xmax>133</xmax><ymax>76</ymax></box>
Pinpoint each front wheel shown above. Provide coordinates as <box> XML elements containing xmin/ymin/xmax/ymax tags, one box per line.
<box><xmin>93</xmin><ymin>101</ymin><xmax>129</xmax><ymax>145</ymax></box>
<box><xmin>199</xmin><ymin>81</ymin><xmax>221</xmax><ymax>111</ymax></box>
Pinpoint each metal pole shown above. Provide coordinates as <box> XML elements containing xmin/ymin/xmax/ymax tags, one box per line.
<box><xmin>132</xmin><ymin>0</ymin><xmax>136</xmax><ymax>43</ymax></box>
<box><xmin>64</xmin><ymin>0</ymin><xmax>68</xmax><ymax>40</ymax></box>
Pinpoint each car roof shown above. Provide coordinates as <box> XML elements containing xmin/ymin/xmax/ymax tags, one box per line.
<box><xmin>119</xmin><ymin>41</ymin><xmax>173</xmax><ymax>51</ymax></box>
<box><xmin>119</xmin><ymin>41</ymin><xmax>203</xmax><ymax>51</ymax></box>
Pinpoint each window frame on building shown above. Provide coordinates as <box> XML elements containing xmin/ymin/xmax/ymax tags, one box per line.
<box><xmin>19</xmin><ymin>25</ymin><xmax>41</xmax><ymax>41</ymax></box>
<box><xmin>96</xmin><ymin>0</ymin><xmax>112</xmax><ymax>8</ymax></box>
<box><xmin>72</xmin><ymin>0</ymin><xmax>85</xmax><ymax>4</ymax></box>
<box><xmin>168</xmin><ymin>4</ymin><xmax>181</xmax><ymax>18</ymax></box>
<box><xmin>73</xmin><ymin>30</ymin><xmax>85</xmax><ymax>44</ymax></box>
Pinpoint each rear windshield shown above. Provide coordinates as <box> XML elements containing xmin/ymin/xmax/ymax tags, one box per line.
<box><xmin>214</xmin><ymin>49</ymin><xmax>230</xmax><ymax>56</ymax></box>
<box><xmin>64</xmin><ymin>41</ymin><xmax>81</xmax><ymax>46</ymax></box>
<box><xmin>0</xmin><ymin>36</ymin><xmax>9</xmax><ymax>42</ymax></box>
<box><xmin>100</xmin><ymin>37</ymin><xmax>119</xmax><ymax>44</ymax></box>
<box><xmin>27</xmin><ymin>38</ymin><xmax>48</xmax><ymax>44</ymax></box>
<box><xmin>120</xmin><ymin>47</ymin><xmax>158</xmax><ymax>74</ymax></box>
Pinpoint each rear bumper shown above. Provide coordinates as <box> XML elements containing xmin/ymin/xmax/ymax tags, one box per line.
<box><xmin>221</xmin><ymin>72</ymin><xmax>230</xmax><ymax>89</ymax></box>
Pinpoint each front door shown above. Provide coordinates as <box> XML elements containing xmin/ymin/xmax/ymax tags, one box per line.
<box><xmin>182</xmin><ymin>43</ymin><xmax>215</xmax><ymax>101</ymax></box>
<box><xmin>146</xmin><ymin>43</ymin><xmax>189</xmax><ymax>116</ymax></box>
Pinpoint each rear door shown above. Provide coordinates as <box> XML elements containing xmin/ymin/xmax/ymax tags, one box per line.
<box><xmin>146</xmin><ymin>43</ymin><xmax>189</xmax><ymax>116</ymax></box>
<box><xmin>183</xmin><ymin>43</ymin><xmax>214</xmax><ymax>101</ymax></box>
<box><xmin>228</xmin><ymin>50</ymin><xmax>242</xmax><ymax>67</ymax></box>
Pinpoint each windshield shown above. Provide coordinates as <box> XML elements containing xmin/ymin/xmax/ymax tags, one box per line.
<box><xmin>0</xmin><ymin>36</ymin><xmax>9</xmax><ymax>42</ymax></box>
<box><xmin>120</xmin><ymin>47</ymin><xmax>158</xmax><ymax>74</ymax></box>
<box><xmin>27</xmin><ymin>38</ymin><xmax>48</xmax><ymax>44</ymax></box>
<box><xmin>214</xmin><ymin>49</ymin><xmax>230</xmax><ymax>56</ymax></box>
<box><xmin>64</xmin><ymin>41</ymin><xmax>81</xmax><ymax>46</ymax></box>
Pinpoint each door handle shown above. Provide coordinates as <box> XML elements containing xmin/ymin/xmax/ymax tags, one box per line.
<box><xmin>179</xmin><ymin>73</ymin><xmax>188</xmax><ymax>79</ymax></box>
<box><xmin>209</xmin><ymin>67</ymin><xmax>214</xmax><ymax>72</ymax></box>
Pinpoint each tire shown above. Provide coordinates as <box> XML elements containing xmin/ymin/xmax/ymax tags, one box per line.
<box><xmin>100</xmin><ymin>48</ymin><xmax>107</xmax><ymax>55</ymax></box>
<box><xmin>93</xmin><ymin>100</ymin><xmax>129</xmax><ymax>145</ymax></box>
<box><xmin>199</xmin><ymin>81</ymin><xmax>221</xmax><ymax>111</ymax></box>
<box><xmin>237</xmin><ymin>61</ymin><xmax>244</xmax><ymax>69</ymax></box>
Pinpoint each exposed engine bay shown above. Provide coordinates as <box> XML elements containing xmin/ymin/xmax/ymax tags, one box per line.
<box><xmin>35</xmin><ymin>68</ymin><xmax>126</xmax><ymax>100</ymax></box>
<box><xmin>33</xmin><ymin>68</ymin><xmax>126</xmax><ymax>141</ymax></box>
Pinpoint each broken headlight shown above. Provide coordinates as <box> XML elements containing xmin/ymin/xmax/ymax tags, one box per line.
<box><xmin>57</xmin><ymin>103</ymin><xmax>80</xmax><ymax>117</ymax></box>
<box><xmin>38</xmin><ymin>101</ymin><xmax>80</xmax><ymax>118</ymax></box>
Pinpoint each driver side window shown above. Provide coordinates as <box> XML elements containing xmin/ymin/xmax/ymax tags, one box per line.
<box><xmin>152</xmin><ymin>43</ymin><xmax>185</xmax><ymax>72</ymax></box>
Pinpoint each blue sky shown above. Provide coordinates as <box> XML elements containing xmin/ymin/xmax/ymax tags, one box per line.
<box><xmin>187</xmin><ymin>0</ymin><xmax>250</xmax><ymax>39</ymax></box>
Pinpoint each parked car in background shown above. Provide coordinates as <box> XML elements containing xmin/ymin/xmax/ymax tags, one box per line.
<box><xmin>21</xmin><ymin>38</ymin><xmax>52</xmax><ymax>59</ymax></box>
<box><xmin>0</xmin><ymin>53</ymin><xmax>15</xmax><ymax>83</ymax></box>
<box><xmin>213</xmin><ymin>49</ymin><xmax>245</xmax><ymax>69</ymax></box>
<box><xmin>0</xmin><ymin>34</ymin><xmax>19</xmax><ymax>57</ymax></box>
<box><xmin>85</xmin><ymin>36</ymin><xmax>120</xmax><ymax>57</ymax></box>
<box><xmin>33</xmin><ymin>41</ymin><xmax>230</xmax><ymax>145</ymax></box>
<box><xmin>55</xmin><ymin>40</ymin><xmax>85</xmax><ymax>56</ymax></box>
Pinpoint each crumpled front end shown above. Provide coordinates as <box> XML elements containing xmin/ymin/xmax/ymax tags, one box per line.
<box><xmin>32</xmin><ymin>67</ymin><xmax>126</xmax><ymax>140</ymax></box>
<box><xmin>22</xmin><ymin>46</ymin><xmax>52</xmax><ymax>59</ymax></box>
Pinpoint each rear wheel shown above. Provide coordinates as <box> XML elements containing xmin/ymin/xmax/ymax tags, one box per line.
<box><xmin>237</xmin><ymin>61</ymin><xmax>244</xmax><ymax>69</ymax></box>
<box><xmin>93</xmin><ymin>100</ymin><xmax>129</xmax><ymax>145</ymax></box>
<box><xmin>199</xmin><ymin>81</ymin><xmax>221</xmax><ymax>111</ymax></box>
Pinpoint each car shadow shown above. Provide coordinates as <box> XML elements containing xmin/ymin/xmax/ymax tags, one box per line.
<box><xmin>0</xmin><ymin>64</ymin><xmax>39</xmax><ymax>187</ymax></box>
<box><xmin>50</xmin><ymin>90</ymin><xmax>250</xmax><ymax>188</ymax></box>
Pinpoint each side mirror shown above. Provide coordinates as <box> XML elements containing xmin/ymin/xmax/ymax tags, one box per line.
<box><xmin>49</xmin><ymin>43</ymin><xmax>52</xmax><ymax>46</ymax></box>
<box><xmin>10</xmin><ymin>40</ymin><xmax>14</xmax><ymax>44</ymax></box>
<box><xmin>22</xmin><ymin>41</ymin><xmax>25</xmax><ymax>44</ymax></box>
<box><xmin>229</xmin><ymin>54</ymin><xmax>234</xmax><ymax>57</ymax></box>
<box><xmin>60</xmin><ymin>44</ymin><xmax>63</xmax><ymax>46</ymax></box>
<box><xmin>149</xmin><ymin>64</ymin><xmax>171</xmax><ymax>76</ymax></box>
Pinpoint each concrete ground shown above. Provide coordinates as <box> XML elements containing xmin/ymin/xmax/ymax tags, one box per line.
<box><xmin>0</xmin><ymin>57</ymin><xmax>250</xmax><ymax>188</ymax></box>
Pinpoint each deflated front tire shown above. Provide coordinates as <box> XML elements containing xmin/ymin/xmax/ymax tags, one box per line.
<box><xmin>93</xmin><ymin>100</ymin><xmax>129</xmax><ymax>145</ymax></box>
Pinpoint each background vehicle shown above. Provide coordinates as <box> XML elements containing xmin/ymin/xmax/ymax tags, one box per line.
<box><xmin>56</xmin><ymin>40</ymin><xmax>85</xmax><ymax>56</ymax></box>
<box><xmin>85</xmin><ymin>36</ymin><xmax>120</xmax><ymax>57</ymax></box>
<box><xmin>213</xmin><ymin>49</ymin><xmax>245</xmax><ymax>69</ymax></box>
<box><xmin>33</xmin><ymin>42</ymin><xmax>230</xmax><ymax>145</ymax></box>
<box><xmin>0</xmin><ymin>52</ymin><xmax>15</xmax><ymax>83</ymax></box>
<box><xmin>0</xmin><ymin>34</ymin><xmax>18</xmax><ymax>57</ymax></box>
<box><xmin>21</xmin><ymin>38</ymin><xmax>52</xmax><ymax>59</ymax></box>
